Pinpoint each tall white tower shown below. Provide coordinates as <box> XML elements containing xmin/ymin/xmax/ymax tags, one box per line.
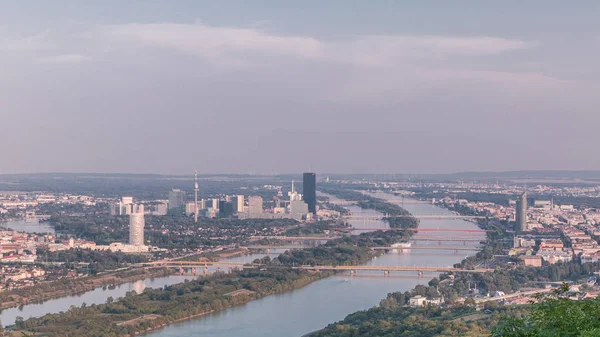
<box><xmin>288</xmin><ymin>180</ymin><xmax>302</xmax><ymax>202</ymax></box>
<box><xmin>194</xmin><ymin>169</ymin><xmax>199</xmax><ymax>223</ymax></box>
<box><xmin>129</xmin><ymin>204</ymin><xmax>145</xmax><ymax>246</ymax></box>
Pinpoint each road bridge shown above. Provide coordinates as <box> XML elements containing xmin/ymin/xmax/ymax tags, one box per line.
<box><xmin>294</xmin><ymin>265</ymin><xmax>492</xmax><ymax>275</ymax></box>
<box><xmin>345</xmin><ymin>215</ymin><xmax>486</xmax><ymax>220</ymax></box>
<box><xmin>370</xmin><ymin>246</ymin><xmax>480</xmax><ymax>251</ymax></box>
<box><xmin>144</xmin><ymin>260</ymin><xmax>492</xmax><ymax>275</ymax></box>
<box><xmin>249</xmin><ymin>235</ymin><xmax>338</xmax><ymax>241</ymax></box>
<box><xmin>337</xmin><ymin>228</ymin><xmax>491</xmax><ymax>233</ymax></box>
<box><xmin>245</xmin><ymin>245</ymin><xmax>479</xmax><ymax>252</ymax></box>
<box><xmin>145</xmin><ymin>261</ymin><xmax>248</xmax><ymax>267</ymax></box>
<box><xmin>248</xmin><ymin>235</ymin><xmax>486</xmax><ymax>244</ymax></box>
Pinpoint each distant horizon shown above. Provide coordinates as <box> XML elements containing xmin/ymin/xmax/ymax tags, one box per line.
<box><xmin>3</xmin><ymin>169</ymin><xmax>600</xmax><ymax>177</ymax></box>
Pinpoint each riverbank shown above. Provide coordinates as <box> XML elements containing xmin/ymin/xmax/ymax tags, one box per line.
<box><xmin>10</xmin><ymin>268</ymin><xmax>332</xmax><ymax>336</ymax></box>
<box><xmin>134</xmin><ymin>271</ymin><xmax>330</xmax><ymax>337</ymax></box>
<box><xmin>0</xmin><ymin>267</ymin><xmax>172</xmax><ymax>310</ymax></box>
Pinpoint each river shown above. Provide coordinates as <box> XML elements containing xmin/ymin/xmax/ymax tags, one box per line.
<box><xmin>0</xmin><ymin>251</ymin><xmax>281</xmax><ymax>327</ymax></box>
<box><xmin>144</xmin><ymin>192</ymin><xmax>486</xmax><ymax>337</ymax></box>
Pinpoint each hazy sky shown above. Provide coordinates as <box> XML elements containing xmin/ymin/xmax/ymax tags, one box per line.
<box><xmin>1</xmin><ymin>1</ymin><xmax>599</xmax><ymax>174</ymax></box>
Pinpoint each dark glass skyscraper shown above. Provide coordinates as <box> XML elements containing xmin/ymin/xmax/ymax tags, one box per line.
<box><xmin>303</xmin><ymin>173</ymin><xmax>316</xmax><ymax>214</ymax></box>
<box><xmin>515</xmin><ymin>192</ymin><xmax>528</xmax><ymax>232</ymax></box>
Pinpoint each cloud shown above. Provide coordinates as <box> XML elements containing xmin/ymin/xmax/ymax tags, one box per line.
<box><xmin>37</xmin><ymin>54</ymin><xmax>91</xmax><ymax>65</ymax></box>
<box><xmin>100</xmin><ymin>23</ymin><xmax>532</xmax><ymax>68</ymax></box>
<box><xmin>103</xmin><ymin>23</ymin><xmax>324</xmax><ymax>68</ymax></box>
<box><xmin>1</xmin><ymin>30</ymin><xmax>54</xmax><ymax>52</ymax></box>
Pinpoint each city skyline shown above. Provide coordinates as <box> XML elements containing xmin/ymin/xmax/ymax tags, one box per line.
<box><xmin>2</xmin><ymin>1</ymin><xmax>599</xmax><ymax>174</ymax></box>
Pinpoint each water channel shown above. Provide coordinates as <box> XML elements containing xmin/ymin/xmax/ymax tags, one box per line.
<box><xmin>145</xmin><ymin>192</ymin><xmax>486</xmax><ymax>337</ymax></box>
<box><xmin>1</xmin><ymin>219</ymin><xmax>55</xmax><ymax>235</ymax></box>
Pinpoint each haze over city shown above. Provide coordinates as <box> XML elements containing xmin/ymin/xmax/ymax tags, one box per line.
<box><xmin>2</xmin><ymin>1</ymin><xmax>599</xmax><ymax>174</ymax></box>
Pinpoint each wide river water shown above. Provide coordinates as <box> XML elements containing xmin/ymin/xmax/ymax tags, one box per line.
<box><xmin>145</xmin><ymin>192</ymin><xmax>486</xmax><ymax>337</ymax></box>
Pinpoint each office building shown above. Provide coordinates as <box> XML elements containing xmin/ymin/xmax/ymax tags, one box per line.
<box><xmin>290</xmin><ymin>200</ymin><xmax>309</xmax><ymax>220</ymax></box>
<box><xmin>303</xmin><ymin>172</ymin><xmax>317</xmax><ymax>214</ymax></box>
<box><xmin>219</xmin><ymin>200</ymin><xmax>235</xmax><ymax>217</ymax></box>
<box><xmin>168</xmin><ymin>189</ymin><xmax>186</xmax><ymax>214</ymax></box>
<box><xmin>248</xmin><ymin>196</ymin><xmax>263</xmax><ymax>218</ymax></box>
<box><xmin>110</xmin><ymin>196</ymin><xmax>135</xmax><ymax>216</ymax></box>
<box><xmin>185</xmin><ymin>202</ymin><xmax>197</xmax><ymax>216</ymax></box>
<box><xmin>152</xmin><ymin>201</ymin><xmax>168</xmax><ymax>215</ymax></box>
<box><xmin>129</xmin><ymin>204</ymin><xmax>145</xmax><ymax>246</ymax></box>
<box><xmin>516</xmin><ymin>192</ymin><xmax>528</xmax><ymax>232</ymax></box>
<box><xmin>236</xmin><ymin>195</ymin><xmax>245</xmax><ymax>213</ymax></box>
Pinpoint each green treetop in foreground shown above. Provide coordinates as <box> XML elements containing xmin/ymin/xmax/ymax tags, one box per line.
<box><xmin>493</xmin><ymin>284</ymin><xmax>600</xmax><ymax>337</ymax></box>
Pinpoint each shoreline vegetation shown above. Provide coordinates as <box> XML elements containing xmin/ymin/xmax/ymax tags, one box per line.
<box><xmin>0</xmin><ymin>247</ymin><xmax>249</xmax><ymax>314</ymax></box>
<box><xmin>10</xmin><ymin>190</ymin><xmax>421</xmax><ymax>336</ymax></box>
<box><xmin>0</xmin><ymin>268</ymin><xmax>172</xmax><ymax>311</ymax></box>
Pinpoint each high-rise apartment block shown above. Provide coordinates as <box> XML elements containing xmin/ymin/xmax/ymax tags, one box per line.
<box><xmin>110</xmin><ymin>196</ymin><xmax>135</xmax><ymax>215</ymax></box>
<box><xmin>247</xmin><ymin>196</ymin><xmax>263</xmax><ymax>218</ymax></box>
<box><xmin>236</xmin><ymin>195</ymin><xmax>245</xmax><ymax>213</ymax></box>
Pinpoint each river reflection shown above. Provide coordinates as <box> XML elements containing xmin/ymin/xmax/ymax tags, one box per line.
<box><xmin>1</xmin><ymin>219</ymin><xmax>54</xmax><ymax>234</ymax></box>
<box><xmin>0</xmin><ymin>251</ymin><xmax>279</xmax><ymax>327</ymax></box>
<box><xmin>146</xmin><ymin>192</ymin><xmax>486</xmax><ymax>337</ymax></box>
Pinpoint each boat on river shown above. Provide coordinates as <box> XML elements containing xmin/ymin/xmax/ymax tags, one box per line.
<box><xmin>390</xmin><ymin>242</ymin><xmax>411</xmax><ymax>249</ymax></box>
<box><xmin>390</xmin><ymin>242</ymin><xmax>412</xmax><ymax>253</ymax></box>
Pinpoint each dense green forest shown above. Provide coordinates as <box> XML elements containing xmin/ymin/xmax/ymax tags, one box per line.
<box><xmin>308</xmin><ymin>303</ymin><xmax>502</xmax><ymax>337</ymax></box>
<box><xmin>492</xmin><ymin>284</ymin><xmax>600</xmax><ymax>336</ymax></box>
<box><xmin>37</xmin><ymin>249</ymin><xmax>149</xmax><ymax>274</ymax></box>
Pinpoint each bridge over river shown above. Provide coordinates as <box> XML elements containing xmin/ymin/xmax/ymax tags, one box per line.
<box><xmin>246</xmin><ymin>245</ymin><xmax>480</xmax><ymax>253</ymax></box>
<box><xmin>143</xmin><ymin>260</ymin><xmax>492</xmax><ymax>277</ymax></box>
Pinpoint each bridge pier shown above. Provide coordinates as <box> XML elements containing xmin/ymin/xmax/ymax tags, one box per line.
<box><xmin>204</xmin><ymin>266</ymin><xmax>208</xmax><ymax>274</ymax></box>
<box><xmin>383</xmin><ymin>270</ymin><xmax>390</xmax><ymax>276</ymax></box>
<box><xmin>417</xmin><ymin>271</ymin><xmax>424</xmax><ymax>277</ymax></box>
<box><xmin>350</xmin><ymin>270</ymin><xmax>356</xmax><ymax>276</ymax></box>
<box><xmin>179</xmin><ymin>267</ymin><xmax>184</xmax><ymax>275</ymax></box>
<box><xmin>454</xmin><ymin>250</ymin><xmax>459</xmax><ymax>255</ymax></box>
<box><xmin>192</xmin><ymin>268</ymin><xmax>197</xmax><ymax>275</ymax></box>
